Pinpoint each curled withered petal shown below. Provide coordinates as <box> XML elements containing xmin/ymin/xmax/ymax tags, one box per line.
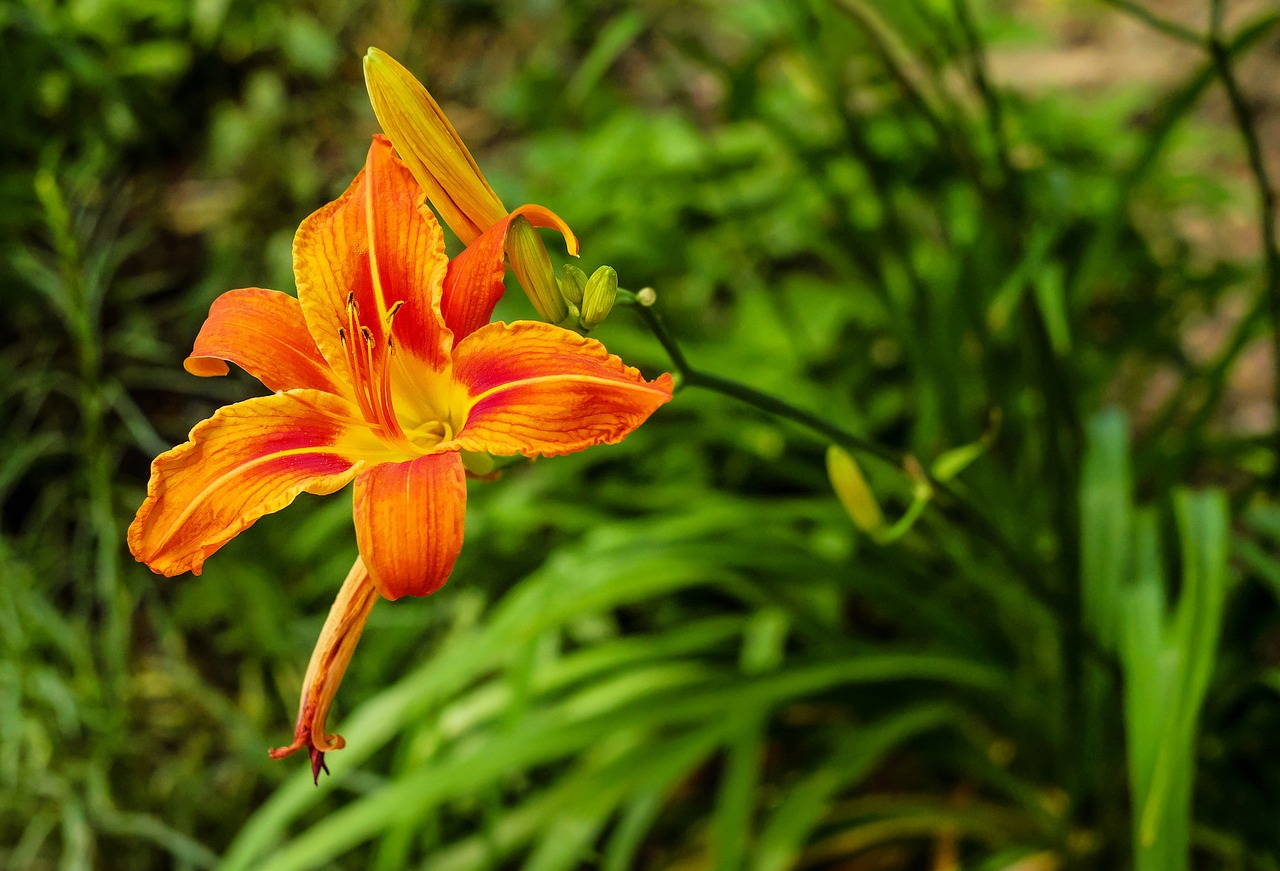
<box><xmin>269</xmin><ymin>557</ymin><xmax>379</xmax><ymax>784</ymax></box>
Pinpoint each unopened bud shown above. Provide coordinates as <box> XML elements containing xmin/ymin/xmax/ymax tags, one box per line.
<box><xmin>364</xmin><ymin>48</ymin><xmax>507</xmax><ymax>243</ymax></box>
<box><xmin>581</xmin><ymin>266</ymin><xmax>618</xmax><ymax>329</ymax></box>
<box><xmin>826</xmin><ymin>445</ymin><xmax>885</xmax><ymax>534</ymax></box>
<box><xmin>635</xmin><ymin>287</ymin><xmax>657</xmax><ymax>307</ymax></box>
<box><xmin>460</xmin><ymin>450</ymin><xmax>495</xmax><ymax>477</ymax></box>
<box><xmin>560</xmin><ymin>263</ymin><xmax>587</xmax><ymax>306</ymax></box>
<box><xmin>504</xmin><ymin>216</ymin><xmax>568</xmax><ymax>324</ymax></box>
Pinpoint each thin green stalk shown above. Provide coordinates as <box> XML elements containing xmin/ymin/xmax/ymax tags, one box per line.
<box><xmin>1105</xmin><ymin>13</ymin><xmax>1274</xmax><ymax>486</ymax></box>
<box><xmin>827</xmin><ymin>0</ymin><xmax>985</xmax><ymax>190</ymax></box>
<box><xmin>1153</xmin><ymin>293</ymin><xmax>1269</xmax><ymax>477</ymax></box>
<box><xmin>758</xmin><ymin>55</ymin><xmax>954</xmax><ymax>434</ymax></box>
<box><xmin>950</xmin><ymin>0</ymin><xmax>1016</xmax><ymax>189</ymax></box>
<box><xmin>629</xmin><ymin>301</ymin><xmax>1065</xmax><ymax>615</ymax></box>
<box><xmin>1017</xmin><ymin>295</ymin><xmax>1088</xmax><ymax>822</ymax></box>
<box><xmin>34</xmin><ymin>165</ymin><xmax>128</xmax><ymax>705</ymax></box>
<box><xmin>1207</xmin><ymin>2</ymin><xmax>1280</xmax><ymax>486</ymax></box>
<box><xmin>632</xmin><ymin>302</ymin><xmax>894</xmax><ymax>466</ymax></box>
<box><xmin>1099</xmin><ymin>0</ymin><xmax>1204</xmax><ymax>46</ymax></box>
<box><xmin>1069</xmin><ymin>12</ymin><xmax>1280</xmax><ymax>308</ymax></box>
<box><xmin>1208</xmin><ymin>0</ymin><xmax>1224</xmax><ymax>37</ymax></box>
<box><xmin>1109</xmin><ymin>6</ymin><xmax>1280</xmax><ymax>487</ymax></box>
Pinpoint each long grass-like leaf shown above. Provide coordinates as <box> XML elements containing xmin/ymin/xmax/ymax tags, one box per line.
<box><xmin>1122</xmin><ymin>491</ymin><xmax>1230</xmax><ymax>871</ymax></box>
<box><xmin>753</xmin><ymin>704</ymin><xmax>963</xmax><ymax>871</ymax></box>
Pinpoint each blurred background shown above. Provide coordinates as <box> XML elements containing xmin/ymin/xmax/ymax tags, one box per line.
<box><xmin>3</xmin><ymin>0</ymin><xmax>1280</xmax><ymax>868</ymax></box>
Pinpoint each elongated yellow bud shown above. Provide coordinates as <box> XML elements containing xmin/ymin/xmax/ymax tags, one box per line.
<box><xmin>363</xmin><ymin>48</ymin><xmax>506</xmax><ymax>243</ymax></box>
<box><xmin>504</xmin><ymin>216</ymin><xmax>569</xmax><ymax>324</ymax></box>
<box><xmin>581</xmin><ymin>266</ymin><xmax>618</xmax><ymax>329</ymax></box>
<box><xmin>826</xmin><ymin>445</ymin><xmax>885</xmax><ymax>534</ymax></box>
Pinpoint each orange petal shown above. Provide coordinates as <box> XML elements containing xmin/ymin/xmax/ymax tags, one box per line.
<box><xmin>294</xmin><ymin>136</ymin><xmax>452</xmax><ymax>384</ymax></box>
<box><xmin>129</xmin><ymin>390</ymin><xmax>383</xmax><ymax>577</ymax></box>
<box><xmin>184</xmin><ymin>287</ymin><xmax>345</xmax><ymax>395</ymax></box>
<box><xmin>450</xmin><ymin>321</ymin><xmax>673</xmax><ymax>457</ymax></box>
<box><xmin>269</xmin><ymin>556</ymin><xmax>378</xmax><ymax>783</ymax></box>
<box><xmin>511</xmin><ymin>203</ymin><xmax>579</xmax><ymax>258</ymax></box>
<box><xmin>363</xmin><ymin>47</ymin><xmax>507</xmax><ymax>244</ymax></box>
<box><xmin>440</xmin><ymin>205</ymin><xmax>579</xmax><ymax>340</ymax></box>
<box><xmin>353</xmin><ymin>452</ymin><xmax>466</xmax><ymax>601</ymax></box>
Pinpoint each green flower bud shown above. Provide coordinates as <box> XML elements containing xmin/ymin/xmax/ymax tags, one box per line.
<box><xmin>559</xmin><ymin>263</ymin><xmax>588</xmax><ymax>306</ymax></box>
<box><xmin>504</xmin><ymin>216</ymin><xmax>568</xmax><ymax>324</ymax></box>
<box><xmin>580</xmin><ymin>265</ymin><xmax>618</xmax><ymax>330</ymax></box>
<box><xmin>826</xmin><ymin>445</ymin><xmax>885</xmax><ymax>534</ymax></box>
<box><xmin>460</xmin><ymin>450</ymin><xmax>496</xmax><ymax>477</ymax></box>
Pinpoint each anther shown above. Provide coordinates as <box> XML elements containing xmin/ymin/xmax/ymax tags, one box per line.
<box><xmin>338</xmin><ymin>327</ymin><xmax>347</xmax><ymax>344</ymax></box>
<box><xmin>386</xmin><ymin>300</ymin><xmax>405</xmax><ymax>324</ymax></box>
<box><xmin>360</xmin><ymin>326</ymin><xmax>375</xmax><ymax>347</ymax></box>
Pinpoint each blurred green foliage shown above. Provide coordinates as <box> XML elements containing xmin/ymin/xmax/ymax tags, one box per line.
<box><xmin>3</xmin><ymin>0</ymin><xmax>1280</xmax><ymax>869</ymax></box>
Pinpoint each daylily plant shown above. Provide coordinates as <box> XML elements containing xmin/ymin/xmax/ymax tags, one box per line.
<box><xmin>129</xmin><ymin>136</ymin><xmax>672</xmax><ymax>780</ymax></box>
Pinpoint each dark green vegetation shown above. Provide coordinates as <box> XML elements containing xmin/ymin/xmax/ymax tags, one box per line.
<box><xmin>3</xmin><ymin>0</ymin><xmax>1279</xmax><ymax>868</ymax></box>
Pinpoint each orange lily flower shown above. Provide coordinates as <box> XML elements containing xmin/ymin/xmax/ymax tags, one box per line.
<box><xmin>363</xmin><ymin>47</ymin><xmax>577</xmax><ymax>325</ymax></box>
<box><xmin>128</xmin><ymin>136</ymin><xmax>672</xmax><ymax>780</ymax></box>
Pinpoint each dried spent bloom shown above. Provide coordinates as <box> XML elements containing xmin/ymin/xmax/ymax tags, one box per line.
<box><xmin>129</xmin><ymin>137</ymin><xmax>672</xmax><ymax>778</ymax></box>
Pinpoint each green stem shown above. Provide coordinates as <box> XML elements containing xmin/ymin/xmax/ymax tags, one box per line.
<box><xmin>1099</xmin><ymin>0</ymin><xmax>1204</xmax><ymax>46</ymax></box>
<box><xmin>632</xmin><ymin>302</ymin><xmax>895</xmax><ymax>464</ymax></box>
<box><xmin>1207</xmin><ymin>6</ymin><xmax>1280</xmax><ymax>486</ymax></box>
<box><xmin>685</xmin><ymin>369</ymin><xmax>900</xmax><ymax>467</ymax></box>
<box><xmin>630</xmin><ymin>301</ymin><xmax>1060</xmax><ymax>608</ymax></box>
<box><xmin>951</xmin><ymin>0</ymin><xmax>1016</xmax><ymax>189</ymax></box>
<box><xmin>828</xmin><ymin>0</ymin><xmax>987</xmax><ymax>198</ymax></box>
<box><xmin>1107</xmin><ymin>0</ymin><xmax>1280</xmax><ymax>489</ymax></box>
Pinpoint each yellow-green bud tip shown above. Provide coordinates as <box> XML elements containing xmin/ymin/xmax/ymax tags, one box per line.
<box><xmin>581</xmin><ymin>266</ymin><xmax>619</xmax><ymax>329</ymax></box>
<box><xmin>826</xmin><ymin>446</ymin><xmax>885</xmax><ymax>534</ymax></box>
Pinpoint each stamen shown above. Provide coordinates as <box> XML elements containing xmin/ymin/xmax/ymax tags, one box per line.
<box><xmin>340</xmin><ymin>293</ymin><xmax>378</xmax><ymax>426</ymax></box>
<box><xmin>337</xmin><ymin>291</ymin><xmax>415</xmax><ymax>451</ymax></box>
<box><xmin>374</xmin><ymin>341</ymin><xmax>401</xmax><ymax>441</ymax></box>
<box><xmin>385</xmin><ymin>300</ymin><xmax>405</xmax><ymax>356</ymax></box>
